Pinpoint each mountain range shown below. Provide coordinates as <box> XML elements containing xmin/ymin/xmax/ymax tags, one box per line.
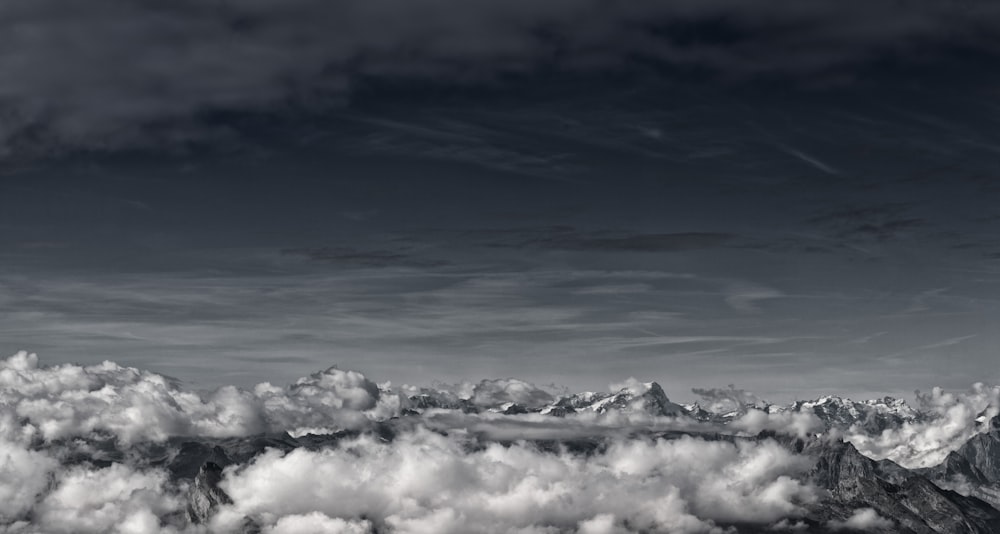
<box><xmin>164</xmin><ymin>383</ymin><xmax>1000</xmax><ymax>532</ymax></box>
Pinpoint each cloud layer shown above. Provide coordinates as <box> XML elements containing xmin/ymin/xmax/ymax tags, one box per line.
<box><xmin>2</xmin><ymin>0</ymin><xmax>999</xmax><ymax>155</ymax></box>
<box><xmin>2</xmin><ymin>351</ymin><xmax>1000</xmax><ymax>532</ymax></box>
<box><xmin>0</xmin><ymin>351</ymin><xmax>402</xmax><ymax>443</ymax></box>
<box><xmin>215</xmin><ymin>430</ymin><xmax>818</xmax><ymax>533</ymax></box>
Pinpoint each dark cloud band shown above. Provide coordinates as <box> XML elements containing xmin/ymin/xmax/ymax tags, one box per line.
<box><xmin>2</xmin><ymin>0</ymin><xmax>998</xmax><ymax>156</ymax></box>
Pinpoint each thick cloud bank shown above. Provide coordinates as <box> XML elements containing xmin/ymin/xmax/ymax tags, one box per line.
<box><xmin>2</xmin><ymin>351</ymin><xmax>1000</xmax><ymax>532</ymax></box>
<box><xmin>0</xmin><ymin>351</ymin><xmax>400</xmax><ymax>443</ymax></box>
<box><xmin>2</xmin><ymin>0</ymin><xmax>999</xmax><ymax>155</ymax></box>
<box><xmin>216</xmin><ymin>430</ymin><xmax>818</xmax><ymax>533</ymax></box>
<box><xmin>826</xmin><ymin>508</ymin><xmax>895</xmax><ymax>531</ymax></box>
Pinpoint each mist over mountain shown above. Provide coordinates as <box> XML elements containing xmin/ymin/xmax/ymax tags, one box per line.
<box><xmin>1</xmin><ymin>351</ymin><xmax>999</xmax><ymax>533</ymax></box>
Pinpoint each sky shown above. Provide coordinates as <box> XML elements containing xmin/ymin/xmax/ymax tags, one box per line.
<box><xmin>2</xmin><ymin>0</ymin><xmax>1000</xmax><ymax>402</ymax></box>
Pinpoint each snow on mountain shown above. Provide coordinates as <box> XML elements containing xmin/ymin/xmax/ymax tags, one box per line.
<box><xmin>401</xmin><ymin>378</ymin><xmax>930</xmax><ymax>435</ymax></box>
<box><xmin>556</xmin><ymin>379</ymin><xmax>686</xmax><ymax>417</ymax></box>
<box><xmin>404</xmin><ymin>376</ymin><xmax>686</xmax><ymax>418</ymax></box>
<box><xmin>787</xmin><ymin>395</ymin><xmax>925</xmax><ymax>434</ymax></box>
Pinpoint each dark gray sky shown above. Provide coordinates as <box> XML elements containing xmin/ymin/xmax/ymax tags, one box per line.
<box><xmin>2</xmin><ymin>0</ymin><xmax>999</xmax><ymax>402</ymax></box>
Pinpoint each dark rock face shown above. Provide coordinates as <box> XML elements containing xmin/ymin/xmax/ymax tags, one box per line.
<box><xmin>187</xmin><ymin>461</ymin><xmax>263</xmax><ymax>533</ymax></box>
<box><xmin>166</xmin><ymin>443</ymin><xmax>230</xmax><ymax>480</ymax></box>
<box><xmin>921</xmin><ymin>415</ymin><xmax>1000</xmax><ymax>509</ymax></box>
<box><xmin>641</xmin><ymin>382</ymin><xmax>685</xmax><ymax>417</ymax></box>
<box><xmin>502</xmin><ymin>403</ymin><xmax>529</xmax><ymax>415</ymax></box>
<box><xmin>899</xmin><ymin>477</ymin><xmax>1000</xmax><ymax>534</ymax></box>
<box><xmin>952</xmin><ymin>427</ymin><xmax>1000</xmax><ymax>484</ymax></box>
<box><xmin>803</xmin><ymin>439</ymin><xmax>1000</xmax><ymax>533</ymax></box>
<box><xmin>187</xmin><ymin>462</ymin><xmax>232</xmax><ymax>524</ymax></box>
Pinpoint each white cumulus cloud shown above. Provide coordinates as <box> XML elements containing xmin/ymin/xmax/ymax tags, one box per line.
<box><xmin>827</xmin><ymin>508</ymin><xmax>894</xmax><ymax>531</ymax></box>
